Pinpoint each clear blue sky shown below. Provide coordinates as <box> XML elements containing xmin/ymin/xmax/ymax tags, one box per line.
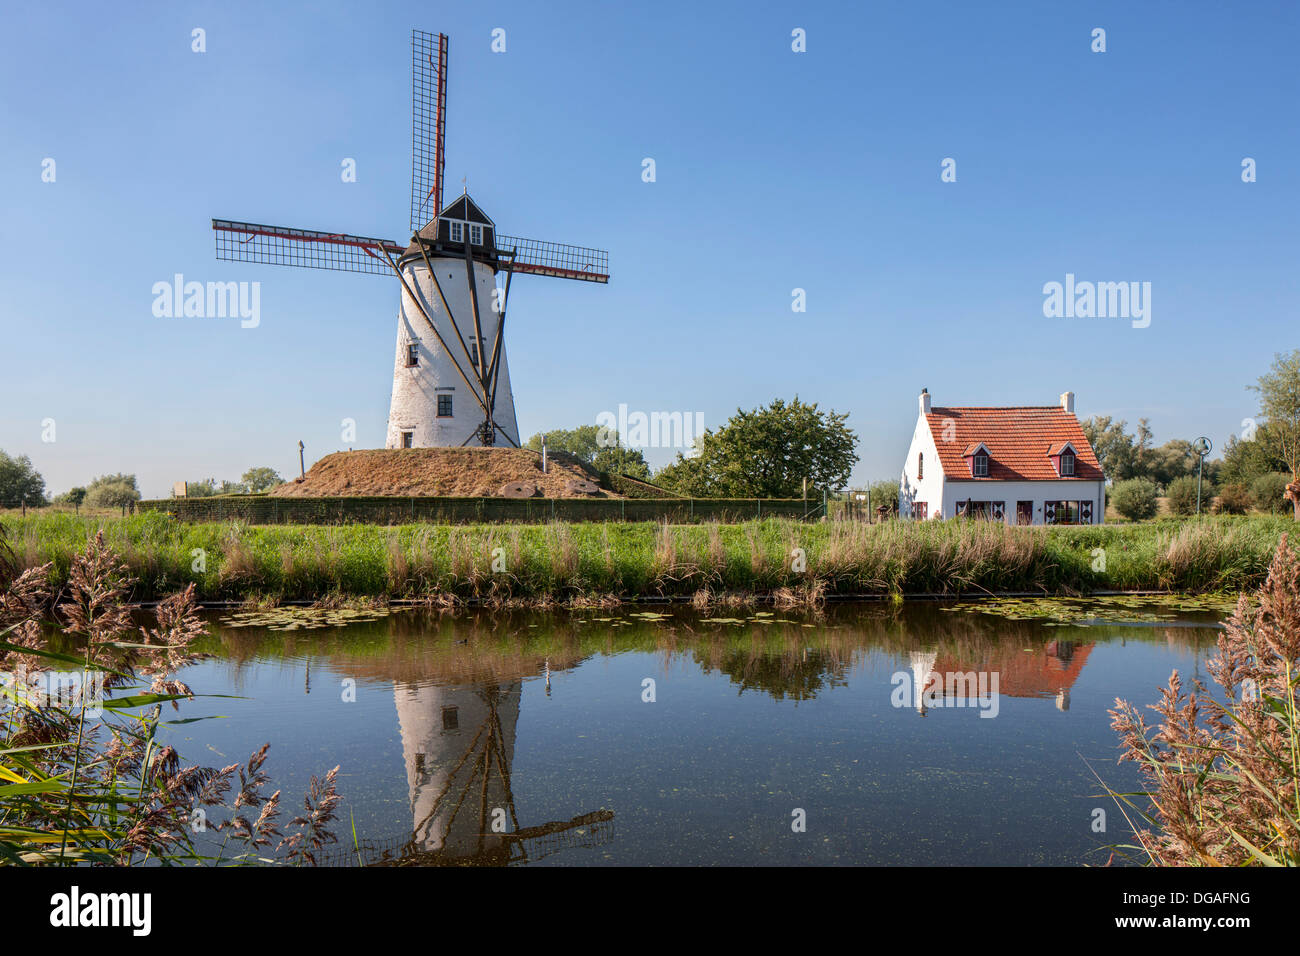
<box><xmin>2</xmin><ymin>0</ymin><xmax>1297</xmax><ymax>498</ymax></box>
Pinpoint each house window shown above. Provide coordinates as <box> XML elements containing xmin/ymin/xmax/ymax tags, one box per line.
<box><xmin>1060</xmin><ymin>451</ymin><xmax>1075</xmax><ymax>476</ymax></box>
<box><xmin>449</xmin><ymin>219</ymin><xmax>463</xmax><ymax>243</ymax></box>
<box><xmin>400</xmin><ymin>431</ymin><xmax>414</xmax><ymax>448</ymax></box>
<box><xmin>437</xmin><ymin>394</ymin><xmax>453</xmax><ymax>417</ymax></box>
<box><xmin>917</xmin><ymin>453</ymin><xmax>924</xmax><ymax>480</ymax></box>
<box><xmin>1046</xmin><ymin>501</ymin><xmax>1080</xmax><ymax>525</ymax></box>
<box><xmin>470</xmin><ymin>224</ymin><xmax>483</xmax><ymax>246</ymax></box>
<box><xmin>405</xmin><ymin>343</ymin><xmax>418</xmax><ymax>367</ymax></box>
<box><xmin>911</xmin><ymin>501</ymin><xmax>928</xmax><ymax>520</ymax></box>
<box><xmin>973</xmin><ymin>453</ymin><xmax>989</xmax><ymax>477</ymax></box>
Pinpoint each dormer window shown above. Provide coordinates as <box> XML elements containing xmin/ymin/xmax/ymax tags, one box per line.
<box><xmin>1060</xmin><ymin>451</ymin><xmax>1075</xmax><ymax>476</ymax></box>
<box><xmin>470</xmin><ymin>224</ymin><xmax>483</xmax><ymax>245</ymax></box>
<box><xmin>449</xmin><ymin>219</ymin><xmax>463</xmax><ymax>243</ymax></box>
<box><xmin>973</xmin><ymin>452</ymin><xmax>989</xmax><ymax>477</ymax></box>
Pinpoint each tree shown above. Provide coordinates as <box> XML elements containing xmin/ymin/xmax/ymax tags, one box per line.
<box><xmin>1080</xmin><ymin>416</ymin><xmax>1153</xmax><ymax>480</ymax></box>
<box><xmin>526</xmin><ymin>426</ymin><xmax>649</xmax><ymax>479</ymax></box>
<box><xmin>1145</xmin><ymin>439</ymin><xmax>1201</xmax><ymax>488</ymax></box>
<box><xmin>0</xmin><ymin>451</ymin><xmax>47</xmax><ymax>508</ymax></box>
<box><xmin>591</xmin><ymin>445</ymin><xmax>650</xmax><ymax>480</ymax></box>
<box><xmin>241</xmin><ymin>467</ymin><xmax>283</xmax><ymax>493</ymax></box>
<box><xmin>85</xmin><ymin>473</ymin><xmax>141</xmax><ymax>512</ymax></box>
<box><xmin>525</xmin><ymin>426</ymin><xmax>604</xmax><ymax>463</ymax></box>
<box><xmin>53</xmin><ymin>487</ymin><xmax>87</xmax><ymax>513</ymax></box>
<box><xmin>182</xmin><ymin>479</ymin><xmax>220</xmax><ymax>498</ymax></box>
<box><xmin>1219</xmin><ymin>425</ymin><xmax>1288</xmax><ymax>485</ymax></box>
<box><xmin>1111</xmin><ymin>478</ymin><xmax>1158</xmax><ymax>521</ymax></box>
<box><xmin>1250</xmin><ymin>350</ymin><xmax>1300</xmax><ymax>518</ymax></box>
<box><xmin>654</xmin><ymin>397</ymin><xmax>858</xmax><ymax>498</ymax></box>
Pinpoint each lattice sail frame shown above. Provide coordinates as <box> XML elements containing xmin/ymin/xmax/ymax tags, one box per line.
<box><xmin>411</xmin><ymin>30</ymin><xmax>448</xmax><ymax>234</ymax></box>
<box><xmin>213</xmin><ymin>220</ymin><xmax>400</xmax><ymax>275</ymax></box>
<box><xmin>495</xmin><ymin>235</ymin><xmax>609</xmax><ymax>283</ymax></box>
<box><xmin>215</xmin><ymin>220</ymin><xmax>609</xmax><ymax>283</ymax></box>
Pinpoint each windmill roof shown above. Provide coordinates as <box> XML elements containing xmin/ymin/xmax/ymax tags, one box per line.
<box><xmin>925</xmin><ymin>406</ymin><xmax>1104</xmax><ymax>481</ymax></box>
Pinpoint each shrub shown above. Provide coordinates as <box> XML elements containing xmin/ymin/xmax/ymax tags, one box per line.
<box><xmin>1251</xmin><ymin>472</ymin><xmax>1292</xmax><ymax>514</ymax></box>
<box><xmin>1111</xmin><ymin>478</ymin><xmax>1158</xmax><ymax>521</ymax></box>
<box><xmin>1165</xmin><ymin>475</ymin><xmax>1213</xmax><ymax>516</ymax></box>
<box><xmin>1215</xmin><ymin>482</ymin><xmax>1252</xmax><ymax>515</ymax></box>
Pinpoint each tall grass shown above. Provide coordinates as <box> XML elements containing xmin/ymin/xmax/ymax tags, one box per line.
<box><xmin>2</xmin><ymin>512</ymin><xmax>1295</xmax><ymax>604</ymax></box>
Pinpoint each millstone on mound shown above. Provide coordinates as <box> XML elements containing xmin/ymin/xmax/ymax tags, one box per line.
<box><xmin>565</xmin><ymin>479</ymin><xmax>601</xmax><ymax>496</ymax></box>
<box><xmin>499</xmin><ymin>481</ymin><xmax>539</xmax><ymax>498</ymax></box>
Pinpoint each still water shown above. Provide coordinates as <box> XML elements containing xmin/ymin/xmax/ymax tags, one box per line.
<box><xmin>167</xmin><ymin>600</ymin><xmax>1223</xmax><ymax>866</ymax></box>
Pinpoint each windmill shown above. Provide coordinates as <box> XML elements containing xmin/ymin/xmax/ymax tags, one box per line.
<box><xmin>212</xmin><ymin>29</ymin><xmax>609</xmax><ymax>449</ymax></box>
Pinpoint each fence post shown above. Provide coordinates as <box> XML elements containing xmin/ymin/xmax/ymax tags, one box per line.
<box><xmin>757</xmin><ymin>498</ymin><xmax>761</xmax><ymax>520</ymax></box>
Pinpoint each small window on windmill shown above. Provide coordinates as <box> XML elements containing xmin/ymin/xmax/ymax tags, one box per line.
<box><xmin>437</xmin><ymin>394</ymin><xmax>453</xmax><ymax>418</ymax></box>
<box><xmin>470</xmin><ymin>223</ymin><xmax>483</xmax><ymax>246</ymax></box>
<box><xmin>405</xmin><ymin>343</ymin><xmax>418</xmax><ymax>367</ymax></box>
<box><xmin>441</xmin><ymin>705</ymin><xmax>459</xmax><ymax>731</ymax></box>
<box><xmin>468</xmin><ymin>336</ymin><xmax>486</xmax><ymax>369</ymax></box>
<box><xmin>448</xmin><ymin>219</ymin><xmax>463</xmax><ymax>243</ymax></box>
<box><xmin>401</xmin><ymin>431</ymin><xmax>414</xmax><ymax>448</ymax></box>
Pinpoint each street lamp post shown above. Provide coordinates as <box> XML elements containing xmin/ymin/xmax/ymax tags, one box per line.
<box><xmin>1192</xmin><ymin>436</ymin><xmax>1212</xmax><ymax>515</ymax></box>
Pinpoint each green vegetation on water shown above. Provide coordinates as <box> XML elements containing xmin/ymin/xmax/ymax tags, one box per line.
<box><xmin>4</xmin><ymin>512</ymin><xmax>1297</xmax><ymax>603</ymax></box>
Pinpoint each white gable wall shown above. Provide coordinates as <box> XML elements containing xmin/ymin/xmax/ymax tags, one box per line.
<box><xmin>899</xmin><ymin>411</ymin><xmax>944</xmax><ymax>517</ymax></box>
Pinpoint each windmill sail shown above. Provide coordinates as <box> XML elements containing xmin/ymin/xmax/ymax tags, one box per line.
<box><xmin>495</xmin><ymin>235</ymin><xmax>609</xmax><ymax>283</ymax></box>
<box><xmin>411</xmin><ymin>30</ymin><xmax>448</xmax><ymax>233</ymax></box>
<box><xmin>212</xmin><ymin>219</ymin><xmax>402</xmax><ymax>275</ymax></box>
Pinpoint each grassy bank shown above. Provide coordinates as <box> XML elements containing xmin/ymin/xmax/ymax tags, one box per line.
<box><xmin>3</xmin><ymin>512</ymin><xmax>1296</xmax><ymax>603</ymax></box>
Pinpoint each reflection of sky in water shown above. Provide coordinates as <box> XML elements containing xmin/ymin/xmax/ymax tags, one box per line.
<box><xmin>164</xmin><ymin>605</ymin><xmax>1221</xmax><ymax>866</ymax></box>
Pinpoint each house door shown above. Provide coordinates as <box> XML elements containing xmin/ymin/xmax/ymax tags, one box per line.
<box><xmin>1016</xmin><ymin>501</ymin><xmax>1033</xmax><ymax>525</ymax></box>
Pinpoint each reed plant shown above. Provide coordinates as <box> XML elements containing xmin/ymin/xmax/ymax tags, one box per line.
<box><xmin>0</xmin><ymin>528</ymin><xmax>341</xmax><ymax>866</ymax></box>
<box><xmin>1107</xmin><ymin>535</ymin><xmax>1300</xmax><ymax>865</ymax></box>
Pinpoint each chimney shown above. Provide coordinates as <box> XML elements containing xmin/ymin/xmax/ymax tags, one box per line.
<box><xmin>1060</xmin><ymin>391</ymin><xmax>1075</xmax><ymax>414</ymax></box>
<box><xmin>919</xmin><ymin>388</ymin><xmax>931</xmax><ymax>415</ymax></box>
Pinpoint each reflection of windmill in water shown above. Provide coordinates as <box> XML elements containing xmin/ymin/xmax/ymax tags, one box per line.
<box><xmin>393</xmin><ymin>679</ymin><xmax>611</xmax><ymax>865</ymax></box>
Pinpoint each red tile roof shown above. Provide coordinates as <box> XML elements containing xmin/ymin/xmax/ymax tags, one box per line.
<box><xmin>925</xmin><ymin>406</ymin><xmax>1104</xmax><ymax>481</ymax></box>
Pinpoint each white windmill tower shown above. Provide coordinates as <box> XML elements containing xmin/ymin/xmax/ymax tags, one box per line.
<box><xmin>211</xmin><ymin>29</ymin><xmax>609</xmax><ymax>449</ymax></box>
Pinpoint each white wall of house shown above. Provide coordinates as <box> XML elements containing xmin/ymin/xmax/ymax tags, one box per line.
<box><xmin>899</xmin><ymin>392</ymin><xmax>945</xmax><ymax>517</ymax></box>
<box><xmin>385</xmin><ymin>254</ymin><xmax>520</xmax><ymax>449</ymax></box>
<box><xmin>940</xmin><ymin>479</ymin><xmax>1106</xmax><ymax>525</ymax></box>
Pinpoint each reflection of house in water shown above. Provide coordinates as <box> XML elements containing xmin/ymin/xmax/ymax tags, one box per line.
<box><xmin>923</xmin><ymin>640</ymin><xmax>1094</xmax><ymax>712</ymax></box>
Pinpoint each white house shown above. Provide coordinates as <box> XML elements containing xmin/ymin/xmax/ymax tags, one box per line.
<box><xmin>899</xmin><ymin>389</ymin><xmax>1106</xmax><ymax>525</ymax></box>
